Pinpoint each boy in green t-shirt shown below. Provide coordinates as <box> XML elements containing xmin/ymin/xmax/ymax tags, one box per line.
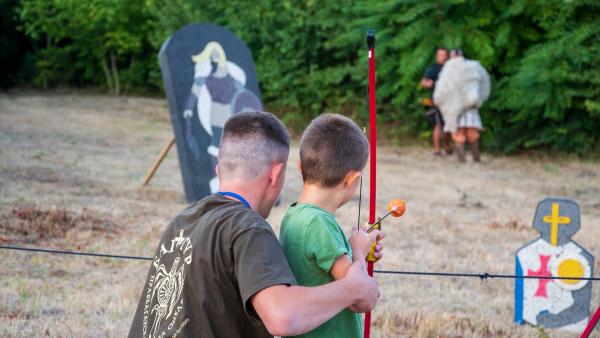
<box><xmin>280</xmin><ymin>113</ymin><xmax>383</xmax><ymax>338</ymax></box>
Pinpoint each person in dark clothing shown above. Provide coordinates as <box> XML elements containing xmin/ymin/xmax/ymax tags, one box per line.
<box><xmin>128</xmin><ymin>111</ymin><xmax>382</xmax><ymax>338</ymax></box>
<box><xmin>420</xmin><ymin>47</ymin><xmax>451</xmax><ymax>156</ymax></box>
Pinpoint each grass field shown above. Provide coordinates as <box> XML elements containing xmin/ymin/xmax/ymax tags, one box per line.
<box><xmin>1</xmin><ymin>93</ymin><xmax>599</xmax><ymax>337</ymax></box>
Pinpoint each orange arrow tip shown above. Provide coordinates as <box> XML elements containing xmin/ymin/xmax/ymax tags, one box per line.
<box><xmin>387</xmin><ymin>199</ymin><xmax>406</xmax><ymax>217</ymax></box>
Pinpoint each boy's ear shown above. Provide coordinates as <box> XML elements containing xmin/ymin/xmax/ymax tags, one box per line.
<box><xmin>344</xmin><ymin>170</ymin><xmax>361</xmax><ymax>187</ymax></box>
<box><xmin>297</xmin><ymin>159</ymin><xmax>302</xmax><ymax>175</ymax></box>
<box><xmin>215</xmin><ymin>164</ymin><xmax>219</xmax><ymax>178</ymax></box>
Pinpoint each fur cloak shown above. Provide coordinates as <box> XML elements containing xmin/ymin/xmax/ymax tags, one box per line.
<box><xmin>433</xmin><ymin>57</ymin><xmax>491</xmax><ymax>133</ymax></box>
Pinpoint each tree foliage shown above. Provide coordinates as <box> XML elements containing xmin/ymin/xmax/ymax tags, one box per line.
<box><xmin>0</xmin><ymin>0</ymin><xmax>33</xmax><ymax>88</ymax></box>
<box><xmin>358</xmin><ymin>0</ymin><xmax>600</xmax><ymax>154</ymax></box>
<box><xmin>6</xmin><ymin>0</ymin><xmax>600</xmax><ymax>154</ymax></box>
<box><xmin>18</xmin><ymin>0</ymin><xmax>149</xmax><ymax>93</ymax></box>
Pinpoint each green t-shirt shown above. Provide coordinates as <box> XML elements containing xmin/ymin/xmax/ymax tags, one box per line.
<box><xmin>280</xmin><ymin>203</ymin><xmax>362</xmax><ymax>338</ymax></box>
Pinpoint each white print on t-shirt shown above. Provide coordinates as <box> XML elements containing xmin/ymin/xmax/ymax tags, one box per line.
<box><xmin>142</xmin><ymin>230</ymin><xmax>193</xmax><ymax>338</ymax></box>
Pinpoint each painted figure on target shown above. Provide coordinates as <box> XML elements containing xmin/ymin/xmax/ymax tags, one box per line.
<box><xmin>515</xmin><ymin>198</ymin><xmax>594</xmax><ymax>332</ymax></box>
<box><xmin>159</xmin><ymin>24</ymin><xmax>264</xmax><ymax>203</ymax></box>
<box><xmin>183</xmin><ymin>41</ymin><xmax>262</xmax><ymax>193</ymax></box>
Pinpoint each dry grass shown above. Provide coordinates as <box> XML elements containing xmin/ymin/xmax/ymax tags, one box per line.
<box><xmin>1</xmin><ymin>92</ymin><xmax>599</xmax><ymax>337</ymax></box>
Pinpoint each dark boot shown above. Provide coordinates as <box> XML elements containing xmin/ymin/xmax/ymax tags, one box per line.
<box><xmin>456</xmin><ymin>143</ymin><xmax>466</xmax><ymax>163</ymax></box>
<box><xmin>470</xmin><ymin>141</ymin><xmax>481</xmax><ymax>162</ymax></box>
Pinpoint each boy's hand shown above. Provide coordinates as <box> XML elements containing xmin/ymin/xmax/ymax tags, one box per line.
<box><xmin>356</xmin><ymin>223</ymin><xmax>385</xmax><ymax>261</ymax></box>
<box><xmin>371</xmin><ymin>232</ymin><xmax>384</xmax><ymax>262</ymax></box>
<box><xmin>349</xmin><ymin>227</ymin><xmax>381</xmax><ymax>261</ymax></box>
<box><xmin>369</xmin><ymin>226</ymin><xmax>384</xmax><ymax>261</ymax></box>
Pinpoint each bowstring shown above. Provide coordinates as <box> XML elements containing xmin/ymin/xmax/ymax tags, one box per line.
<box><xmin>357</xmin><ymin>77</ymin><xmax>369</xmax><ymax>230</ymax></box>
<box><xmin>357</xmin><ymin>175</ymin><xmax>363</xmax><ymax>230</ymax></box>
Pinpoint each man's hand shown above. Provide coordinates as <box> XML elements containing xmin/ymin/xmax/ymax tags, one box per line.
<box><xmin>349</xmin><ymin>227</ymin><xmax>380</xmax><ymax>261</ymax></box>
<box><xmin>345</xmin><ymin>261</ymin><xmax>380</xmax><ymax>313</ymax></box>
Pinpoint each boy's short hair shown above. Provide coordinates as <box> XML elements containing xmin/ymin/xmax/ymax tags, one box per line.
<box><xmin>219</xmin><ymin>111</ymin><xmax>290</xmax><ymax>180</ymax></box>
<box><xmin>300</xmin><ymin>114</ymin><xmax>369</xmax><ymax>187</ymax></box>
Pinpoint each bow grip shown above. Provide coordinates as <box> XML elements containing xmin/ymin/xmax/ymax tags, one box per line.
<box><xmin>366</xmin><ymin>221</ymin><xmax>380</xmax><ymax>262</ymax></box>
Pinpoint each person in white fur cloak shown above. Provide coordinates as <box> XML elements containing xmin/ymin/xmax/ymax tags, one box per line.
<box><xmin>433</xmin><ymin>49</ymin><xmax>490</xmax><ymax>162</ymax></box>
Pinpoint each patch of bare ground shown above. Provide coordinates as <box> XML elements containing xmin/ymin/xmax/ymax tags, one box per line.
<box><xmin>486</xmin><ymin>219</ymin><xmax>530</xmax><ymax>231</ymax></box>
<box><xmin>0</xmin><ymin>205</ymin><xmax>119</xmax><ymax>245</ymax></box>
<box><xmin>1</xmin><ymin>93</ymin><xmax>599</xmax><ymax>337</ymax></box>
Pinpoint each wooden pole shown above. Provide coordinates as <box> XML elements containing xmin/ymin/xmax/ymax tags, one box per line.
<box><xmin>142</xmin><ymin>137</ymin><xmax>176</xmax><ymax>187</ymax></box>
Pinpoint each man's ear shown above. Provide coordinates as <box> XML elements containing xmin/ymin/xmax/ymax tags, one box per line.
<box><xmin>344</xmin><ymin>170</ymin><xmax>361</xmax><ymax>187</ymax></box>
<box><xmin>269</xmin><ymin>162</ymin><xmax>285</xmax><ymax>187</ymax></box>
<box><xmin>215</xmin><ymin>164</ymin><xmax>219</xmax><ymax>178</ymax></box>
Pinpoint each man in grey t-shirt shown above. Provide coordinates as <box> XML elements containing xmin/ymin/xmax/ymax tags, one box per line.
<box><xmin>129</xmin><ymin>111</ymin><xmax>382</xmax><ymax>338</ymax></box>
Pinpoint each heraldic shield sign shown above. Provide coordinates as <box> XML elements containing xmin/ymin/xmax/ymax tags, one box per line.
<box><xmin>159</xmin><ymin>23</ymin><xmax>263</xmax><ymax>203</ymax></box>
<box><xmin>515</xmin><ymin>197</ymin><xmax>594</xmax><ymax>332</ymax></box>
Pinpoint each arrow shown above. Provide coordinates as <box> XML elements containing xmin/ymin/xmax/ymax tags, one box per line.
<box><xmin>366</xmin><ymin>199</ymin><xmax>406</xmax><ymax>232</ymax></box>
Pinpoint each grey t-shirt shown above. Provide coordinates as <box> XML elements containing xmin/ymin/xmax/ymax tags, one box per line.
<box><xmin>128</xmin><ymin>194</ymin><xmax>297</xmax><ymax>338</ymax></box>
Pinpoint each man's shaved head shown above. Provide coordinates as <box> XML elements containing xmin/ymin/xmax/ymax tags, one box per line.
<box><xmin>218</xmin><ymin>111</ymin><xmax>290</xmax><ymax>181</ymax></box>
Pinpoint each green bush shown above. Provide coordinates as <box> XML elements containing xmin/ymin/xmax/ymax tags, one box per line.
<box><xmin>8</xmin><ymin>0</ymin><xmax>600</xmax><ymax>154</ymax></box>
